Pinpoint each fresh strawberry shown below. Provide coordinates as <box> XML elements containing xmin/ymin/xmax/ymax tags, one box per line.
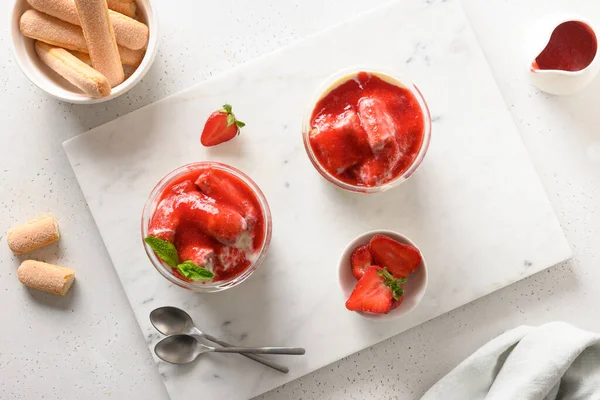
<box><xmin>369</xmin><ymin>234</ymin><xmax>422</xmax><ymax>279</ymax></box>
<box><xmin>351</xmin><ymin>244</ymin><xmax>373</xmax><ymax>280</ymax></box>
<box><xmin>345</xmin><ymin>266</ymin><xmax>406</xmax><ymax>314</ymax></box>
<box><xmin>200</xmin><ymin>104</ymin><xmax>246</xmax><ymax>147</ymax></box>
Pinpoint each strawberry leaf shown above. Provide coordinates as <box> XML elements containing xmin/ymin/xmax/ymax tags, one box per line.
<box><xmin>389</xmin><ymin>280</ymin><xmax>405</xmax><ymax>301</ymax></box>
<box><xmin>235</xmin><ymin>120</ymin><xmax>246</xmax><ymax>128</ymax></box>
<box><xmin>226</xmin><ymin>113</ymin><xmax>236</xmax><ymax>127</ymax></box>
<box><xmin>221</xmin><ymin>104</ymin><xmax>233</xmax><ymax>114</ymax></box>
<box><xmin>377</xmin><ymin>268</ymin><xmax>407</xmax><ymax>301</ymax></box>
<box><xmin>377</xmin><ymin>268</ymin><xmax>395</xmax><ymax>282</ymax></box>
<box><xmin>144</xmin><ymin>236</ymin><xmax>180</xmax><ymax>268</ymax></box>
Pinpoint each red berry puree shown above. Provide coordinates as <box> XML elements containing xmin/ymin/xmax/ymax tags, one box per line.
<box><xmin>148</xmin><ymin>166</ymin><xmax>265</xmax><ymax>282</ymax></box>
<box><xmin>533</xmin><ymin>21</ymin><xmax>597</xmax><ymax>72</ymax></box>
<box><xmin>309</xmin><ymin>72</ymin><xmax>426</xmax><ymax>187</ymax></box>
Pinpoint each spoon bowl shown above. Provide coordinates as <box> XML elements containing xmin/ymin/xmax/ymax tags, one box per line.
<box><xmin>150</xmin><ymin>306</ymin><xmax>194</xmax><ymax>336</ymax></box>
<box><xmin>155</xmin><ymin>334</ymin><xmax>199</xmax><ymax>364</ymax></box>
<box><xmin>154</xmin><ymin>335</ymin><xmax>306</xmax><ymax>365</ymax></box>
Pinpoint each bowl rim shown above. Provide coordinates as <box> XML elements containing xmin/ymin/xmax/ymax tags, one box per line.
<box><xmin>301</xmin><ymin>66</ymin><xmax>432</xmax><ymax>194</ymax></box>
<box><xmin>338</xmin><ymin>229</ymin><xmax>428</xmax><ymax>322</ymax></box>
<box><xmin>10</xmin><ymin>0</ymin><xmax>159</xmax><ymax>104</ymax></box>
<box><xmin>141</xmin><ymin>161</ymin><xmax>273</xmax><ymax>293</ymax></box>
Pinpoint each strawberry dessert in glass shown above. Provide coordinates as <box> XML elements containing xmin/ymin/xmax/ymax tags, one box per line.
<box><xmin>141</xmin><ymin>162</ymin><xmax>272</xmax><ymax>292</ymax></box>
<box><xmin>302</xmin><ymin>68</ymin><xmax>431</xmax><ymax>193</ymax></box>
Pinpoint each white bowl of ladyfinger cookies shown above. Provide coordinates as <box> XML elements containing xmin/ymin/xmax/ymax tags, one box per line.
<box><xmin>10</xmin><ymin>0</ymin><xmax>158</xmax><ymax>104</ymax></box>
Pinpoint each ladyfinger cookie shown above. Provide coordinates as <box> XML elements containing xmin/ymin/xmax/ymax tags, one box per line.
<box><xmin>118</xmin><ymin>45</ymin><xmax>145</xmax><ymax>67</ymax></box>
<box><xmin>36</xmin><ymin>42</ymin><xmax>111</xmax><ymax>98</ymax></box>
<box><xmin>74</xmin><ymin>0</ymin><xmax>124</xmax><ymax>87</ymax></box>
<box><xmin>18</xmin><ymin>260</ymin><xmax>75</xmax><ymax>296</ymax></box>
<box><xmin>20</xmin><ymin>12</ymin><xmax>144</xmax><ymax>67</ymax></box>
<box><xmin>70</xmin><ymin>46</ymin><xmax>144</xmax><ymax>67</ymax></box>
<box><xmin>69</xmin><ymin>49</ymin><xmax>92</xmax><ymax>65</ymax></box>
<box><xmin>27</xmin><ymin>0</ymin><xmax>149</xmax><ymax>50</ymax></box>
<box><xmin>7</xmin><ymin>215</ymin><xmax>60</xmax><ymax>255</ymax></box>
<box><xmin>20</xmin><ymin>9</ymin><xmax>87</xmax><ymax>53</ymax></box>
<box><xmin>107</xmin><ymin>0</ymin><xmax>136</xmax><ymax>18</ymax></box>
<box><xmin>123</xmin><ymin>64</ymin><xmax>136</xmax><ymax>79</ymax></box>
<box><xmin>108</xmin><ymin>10</ymin><xmax>148</xmax><ymax>50</ymax></box>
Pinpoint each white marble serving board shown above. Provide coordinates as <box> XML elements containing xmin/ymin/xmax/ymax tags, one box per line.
<box><xmin>63</xmin><ymin>0</ymin><xmax>571</xmax><ymax>398</ymax></box>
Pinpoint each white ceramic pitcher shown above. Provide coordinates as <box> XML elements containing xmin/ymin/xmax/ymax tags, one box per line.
<box><xmin>526</xmin><ymin>14</ymin><xmax>600</xmax><ymax>95</ymax></box>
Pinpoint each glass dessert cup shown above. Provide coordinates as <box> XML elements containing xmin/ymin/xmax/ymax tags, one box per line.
<box><xmin>141</xmin><ymin>162</ymin><xmax>272</xmax><ymax>293</ymax></box>
<box><xmin>302</xmin><ymin>67</ymin><xmax>432</xmax><ymax>194</ymax></box>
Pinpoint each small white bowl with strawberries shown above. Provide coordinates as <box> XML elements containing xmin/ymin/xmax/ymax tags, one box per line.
<box><xmin>339</xmin><ymin>230</ymin><xmax>428</xmax><ymax>321</ymax></box>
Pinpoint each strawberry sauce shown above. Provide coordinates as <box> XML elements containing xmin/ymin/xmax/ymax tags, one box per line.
<box><xmin>148</xmin><ymin>166</ymin><xmax>265</xmax><ymax>282</ymax></box>
<box><xmin>309</xmin><ymin>72</ymin><xmax>426</xmax><ymax>187</ymax></box>
<box><xmin>533</xmin><ymin>21</ymin><xmax>597</xmax><ymax>72</ymax></box>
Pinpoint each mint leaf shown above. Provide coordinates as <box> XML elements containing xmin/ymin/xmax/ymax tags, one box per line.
<box><xmin>226</xmin><ymin>113</ymin><xmax>236</xmax><ymax>127</ymax></box>
<box><xmin>235</xmin><ymin>120</ymin><xmax>246</xmax><ymax>128</ymax></box>
<box><xmin>144</xmin><ymin>236</ymin><xmax>180</xmax><ymax>267</ymax></box>
<box><xmin>222</xmin><ymin>104</ymin><xmax>233</xmax><ymax>114</ymax></box>
<box><xmin>176</xmin><ymin>261</ymin><xmax>215</xmax><ymax>281</ymax></box>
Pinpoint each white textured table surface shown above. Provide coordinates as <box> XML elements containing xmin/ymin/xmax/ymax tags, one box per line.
<box><xmin>1</xmin><ymin>1</ymin><xmax>599</xmax><ymax>400</ymax></box>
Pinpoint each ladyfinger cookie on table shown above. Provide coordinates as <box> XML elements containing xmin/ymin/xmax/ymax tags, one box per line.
<box><xmin>107</xmin><ymin>0</ymin><xmax>136</xmax><ymax>18</ymax></box>
<box><xmin>36</xmin><ymin>42</ymin><xmax>111</xmax><ymax>98</ymax></box>
<box><xmin>7</xmin><ymin>215</ymin><xmax>60</xmax><ymax>255</ymax></box>
<box><xmin>74</xmin><ymin>0</ymin><xmax>124</xmax><ymax>87</ymax></box>
<box><xmin>27</xmin><ymin>0</ymin><xmax>149</xmax><ymax>50</ymax></box>
<box><xmin>18</xmin><ymin>260</ymin><xmax>75</xmax><ymax>296</ymax></box>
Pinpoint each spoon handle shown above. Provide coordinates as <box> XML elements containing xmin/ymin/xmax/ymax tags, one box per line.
<box><xmin>196</xmin><ymin>333</ymin><xmax>290</xmax><ymax>373</ymax></box>
<box><xmin>212</xmin><ymin>347</ymin><xmax>306</xmax><ymax>355</ymax></box>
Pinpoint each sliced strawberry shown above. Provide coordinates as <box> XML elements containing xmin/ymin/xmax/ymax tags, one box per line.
<box><xmin>346</xmin><ymin>266</ymin><xmax>392</xmax><ymax>313</ymax></box>
<box><xmin>200</xmin><ymin>104</ymin><xmax>246</xmax><ymax>147</ymax></box>
<box><xmin>351</xmin><ymin>244</ymin><xmax>373</xmax><ymax>280</ymax></box>
<box><xmin>309</xmin><ymin>109</ymin><xmax>372</xmax><ymax>174</ymax></box>
<box><xmin>369</xmin><ymin>234</ymin><xmax>422</xmax><ymax>279</ymax></box>
<box><xmin>345</xmin><ymin>266</ymin><xmax>406</xmax><ymax>314</ymax></box>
